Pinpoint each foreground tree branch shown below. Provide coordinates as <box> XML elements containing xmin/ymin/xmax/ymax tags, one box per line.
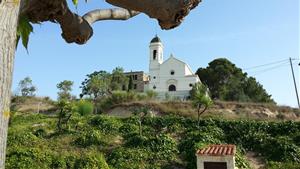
<box><xmin>83</xmin><ymin>9</ymin><xmax>140</xmax><ymax>25</ymax></box>
<box><xmin>19</xmin><ymin>0</ymin><xmax>202</xmax><ymax>44</ymax></box>
<box><xmin>106</xmin><ymin>0</ymin><xmax>201</xmax><ymax>29</ymax></box>
<box><xmin>20</xmin><ymin>0</ymin><xmax>141</xmax><ymax>44</ymax></box>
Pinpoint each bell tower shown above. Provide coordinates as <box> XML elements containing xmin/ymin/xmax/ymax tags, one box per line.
<box><xmin>149</xmin><ymin>35</ymin><xmax>163</xmax><ymax>70</ymax></box>
<box><xmin>148</xmin><ymin>35</ymin><xmax>163</xmax><ymax>90</ymax></box>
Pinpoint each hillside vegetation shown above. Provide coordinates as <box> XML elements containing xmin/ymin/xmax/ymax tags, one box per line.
<box><xmin>6</xmin><ymin>110</ymin><xmax>300</xmax><ymax>169</ymax></box>
<box><xmin>7</xmin><ymin>95</ymin><xmax>300</xmax><ymax>169</ymax></box>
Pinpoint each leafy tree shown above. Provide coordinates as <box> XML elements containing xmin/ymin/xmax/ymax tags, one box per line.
<box><xmin>196</xmin><ymin>58</ymin><xmax>275</xmax><ymax>103</ymax></box>
<box><xmin>132</xmin><ymin>107</ymin><xmax>151</xmax><ymax>136</ymax></box>
<box><xmin>196</xmin><ymin>58</ymin><xmax>246</xmax><ymax>99</ymax></box>
<box><xmin>56</xmin><ymin>80</ymin><xmax>74</xmax><ymax>100</ymax></box>
<box><xmin>56</xmin><ymin>100</ymin><xmax>76</xmax><ymax>132</ymax></box>
<box><xmin>243</xmin><ymin>77</ymin><xmax>274</xmax><ymax>103</ymax></box>
<box><xmin>18</xmin><ymin>77</ymin><xmax>37</xmax><ymax>97</ymax></box>
<box><xmin>80</xmin><ymin>71</ymin><xmax>111</xmax><ymax>99</ymax></box>
<box><xmin>110</xmin><ymin>67</ymin><xmax>129</xmax><ymax>91</ymax></box>
<box><xmin>190</xmin><ymin>83</ymin><xmax>213</xmax><ymax>128</ymax></box>
<box><xmin>80</xmin><ymin>67</ymin><xmax>130</xmax><ymax>99</ymax></box>
<box><xmin>128</xmin><ymin>75</ymin><xmax>134</xmax><ymax>91</ymax></box>
<box><xmin>219</xmin><ymin>77</ymin><xmax>249</xmax><ymax>102</ymax></box>
<box><xmin>0</xmin><ymin>0</ymin><xmax>201</xmax><ymax>167</ymax></box>
<box><xmin>80</xmin><ymin>71</ymin><xmax>111</xmax><ymax>113</ymax></box>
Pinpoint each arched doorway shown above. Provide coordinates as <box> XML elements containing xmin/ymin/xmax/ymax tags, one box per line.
<box><xmin>168</xmin><ymin>84</ymin><xmax>176</xmax><ymax>91</ymax></box>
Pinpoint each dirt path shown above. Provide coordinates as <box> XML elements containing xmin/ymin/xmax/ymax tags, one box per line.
<box><xmin>246</xmin><ymin>151</ymin><xmax>265</xmax><ymax>169</ymax></box>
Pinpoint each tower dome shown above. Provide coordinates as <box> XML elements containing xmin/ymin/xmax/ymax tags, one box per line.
<box><xmin>150</xmin><ymin>35</ymin><xmax>161</xmax><ymax>43</ymax></box>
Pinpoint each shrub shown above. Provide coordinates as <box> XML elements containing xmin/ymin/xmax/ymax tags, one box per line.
<box><xmin>137</xmin><ymin>93</ymin><xmax>147</xmax><ymax>100</ymax></box>
<box><xmin>124</xmin><ymin>134</ymin><xmax>148</xmax><ymax>147</ymax></box>
<box><xmin>33</xmin><ymin>128</ymin><xmax>47</xmax><ymax>138</ymax></box>
<box><xmin>261</xmin><ymin>136</ymin><xmax>300</xmax><ymax>162</ymax></box>
<box><xmin>90</xmin><ymin>115</ymin><xmax>122</xmax><ymax>134</ymax></box>
<box><xmin>267</xmin><ymin>161</ymin><xmax>300</xmax><ymax>169</ymax></box>
<box><xmin>74</xmin><ymin>153</ymin><xmax>109</xmax><ymax>169</ymax></box>
<box><xmin>119</xmin><ymin>122</ymin><xmax>139</xmax><ymax>134</ymax></box>
<box><xmin>235</xmin><ymin>149</ymin><xmax>251</xmax><ymax>169</ymax></box>
<box><xmin>109</xmin><ymin>91</ymin><xmax>137</xmax><ymax>104</ymax></box>
<box><xmin>50</xmin><ymin>155</ymin><xmax>67</xmax><ymax>169</ymax></box>
<box><xmin>293</xmin><ymin>132</ymin><xmax>300</xmax><ymax>146</ymax></box>
<box><xmin>74</xmin><ymin>130</ymin><xmax>104</xmax><ymax>147</ymax></box>
<box><xmin>124</xmin><ymin>133</ymin><xmax>178</xmax><ymax>160</ymax></box>
<box><xmin>10</xmin><ymin>113</ymin><xmax>47</xmax><ymax>126</ymax></box>
<box><xmin>77</xmin><ymin>100</ymin><xmax>94</xmax><ymax>116</ymax></box>
<box><xmin>146</xmin><ymin>90</ymin><xmax>158</xmax><ymax>99</ymax></box>
<box><xmin>7</xmin><ymin>132</ymin><xmax>38</xmax><ymax>147</ymax></box>
<box><xmin>99</xmin><ymin>91</ymin><xmax>139</xmax><ymax>110</ymax></box>
<box><xmin>267</xmin><ymin>121</ymin><xmax>300</xmax><ymax>137</ymax></box>
<box><xmin>108</xmin><ymin>147</ymin><xmax>150</xmax><ymax>169</ymax></box>
<box><xmin>5</xmin><ymin>148</ymin><xmax>52</xmax><ymax>169</ymax></box>
<box><xmin>144</xmin><ymin>134</ymin><xmax>178</xmax><ymax>160</ymax></box>
<box><xmin>143</xmin><ymin>116</ymin><xmax>184</xmax><ymax>132</ymax></box>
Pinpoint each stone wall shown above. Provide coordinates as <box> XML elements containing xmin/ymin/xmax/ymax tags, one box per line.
<box><xmin>124</xmin><ymin>71</ymin><xmax>149</xmax><ymax>92</ymax></box>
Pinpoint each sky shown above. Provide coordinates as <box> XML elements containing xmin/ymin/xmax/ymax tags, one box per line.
<box><xmin>12</xmin><ymin>0</ymin><xmax>299</xmax><ymax>107</ymax></box>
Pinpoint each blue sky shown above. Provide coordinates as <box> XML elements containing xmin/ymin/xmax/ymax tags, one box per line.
<box><xmin>12</xmin><ymin>0</ymin><xmax>299</xmax><ymax>107</ymax></box>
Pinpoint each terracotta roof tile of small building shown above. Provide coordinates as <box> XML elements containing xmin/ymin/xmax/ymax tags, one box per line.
<box><xmin>196</xmin><ymin>144</ymin><xmax>236</xmax><ymax>156</ymax></box>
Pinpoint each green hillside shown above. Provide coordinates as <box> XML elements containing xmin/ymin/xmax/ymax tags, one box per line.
<box><xmin>6</xmin><ymin>110</ymin><xmax>300</xmax><ymax>169</ymax></box>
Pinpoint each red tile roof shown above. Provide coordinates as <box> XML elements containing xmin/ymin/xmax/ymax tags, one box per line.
<box><xmin>196</xmin><ymin>144</ymin><xmax>236</xmax><ymax>156</ymax></box>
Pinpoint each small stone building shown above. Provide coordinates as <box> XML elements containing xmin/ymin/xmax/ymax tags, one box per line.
<box><xmin>196</xmin><ymin>144</ymin><xmax>236</xmax><ymax>169</ymax></box>
<box><xmin>124</xmin><ymin>71</ymin><xmax>149</xmax><ymax>92</ymax></box>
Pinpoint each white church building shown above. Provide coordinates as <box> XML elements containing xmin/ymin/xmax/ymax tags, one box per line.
<box><xmin>145</xmin><ymin>36</ymin><xmax>201</xmax><ymax>99</ymax></box>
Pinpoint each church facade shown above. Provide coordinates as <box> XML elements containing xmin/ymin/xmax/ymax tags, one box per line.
<box><xmin>145</xmin><ymin>36</ymin><xmax>201</xmax><ymax>99</ymax></box>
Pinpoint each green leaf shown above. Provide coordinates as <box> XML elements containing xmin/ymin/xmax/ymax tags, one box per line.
<box><xmin>17</xmin><ymin>16</ymin><xmax>33</xmax><ymax>50</ymax></box>
<box><xmin>72</xmin><ymin>0</ymin><xmax>78</xmax><ymax>6</ymax></box>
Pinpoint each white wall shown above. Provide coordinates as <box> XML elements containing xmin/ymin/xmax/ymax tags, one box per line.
<box><xmin>154</xmin><ymin>57</ymin><xmax>199</xmax><ymax>92</ymax></box>
<box><xmin>196</xmin><ymin>155</ymin><xmax>236</xmax><ymax>169</ymax></box>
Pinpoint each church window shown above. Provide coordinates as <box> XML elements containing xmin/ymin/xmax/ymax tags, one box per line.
<box><xmin>168</xmin><ymin>85</ymin><xmax>176</xmax><ymax>91</ymax></box>
<box><xmin>153</xmin><ymin>85</ymin><xmax>157</xmax><ymax>89</ymax></box>
<box><xmin>134</xmin><ymin>75</ymin><xmax>138</xmax><ymax>80</ymax></box>
<box><xmin>153</xmin><ymin>76</ymin><xmax>156</xmax><ymax>79</ymax></box>
<box><xmin>170</xmin><ymin>70</ymin><xmax>175</xmax><ymax>75</ymax></box>
<box><xmin>134</xmin><ymin>84</ymin><xmax>137</xmax><ymax>89</ymax></box>
<box><xmin>189</xmin><ymin>83</ymin><xmax>193</xmax><ymax>87</ymax></box>
<box><xmin>153</xmin><ymin>50</ymin><xmax>157</xmax><ymax>60</ymax></box>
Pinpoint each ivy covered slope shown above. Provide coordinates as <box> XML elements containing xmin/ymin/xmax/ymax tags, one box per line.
<box><xmin>6</xmin><ymin>111</ymin><xmax>300</xmax><ymax>169</ymax></box>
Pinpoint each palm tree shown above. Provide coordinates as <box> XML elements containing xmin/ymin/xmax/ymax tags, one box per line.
<box><xmin>191</xmin><ymin>83</ymin><xmax>213</xmax><ymax>128</ymax></box>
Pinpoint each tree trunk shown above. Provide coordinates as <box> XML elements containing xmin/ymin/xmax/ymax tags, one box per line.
<box><xmin>139</xmin><ymin>120</ymin><xmax>142</xmax><ymax>136</ymax></box>
<box><xmin>0</xmin><ymin>1</ymin><xmax>21</xmax><ymax>168</ymax></box>
<box><xmin>197</xmin><ymin>104</ymin><xmax>201</xmax><ymax>128</ymax></box>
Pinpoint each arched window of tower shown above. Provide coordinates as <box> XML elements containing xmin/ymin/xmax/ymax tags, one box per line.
<box><xmin>153</xmin><ymin>50</ymin><xmax>157</xmax><ymax>60</ymax></box>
